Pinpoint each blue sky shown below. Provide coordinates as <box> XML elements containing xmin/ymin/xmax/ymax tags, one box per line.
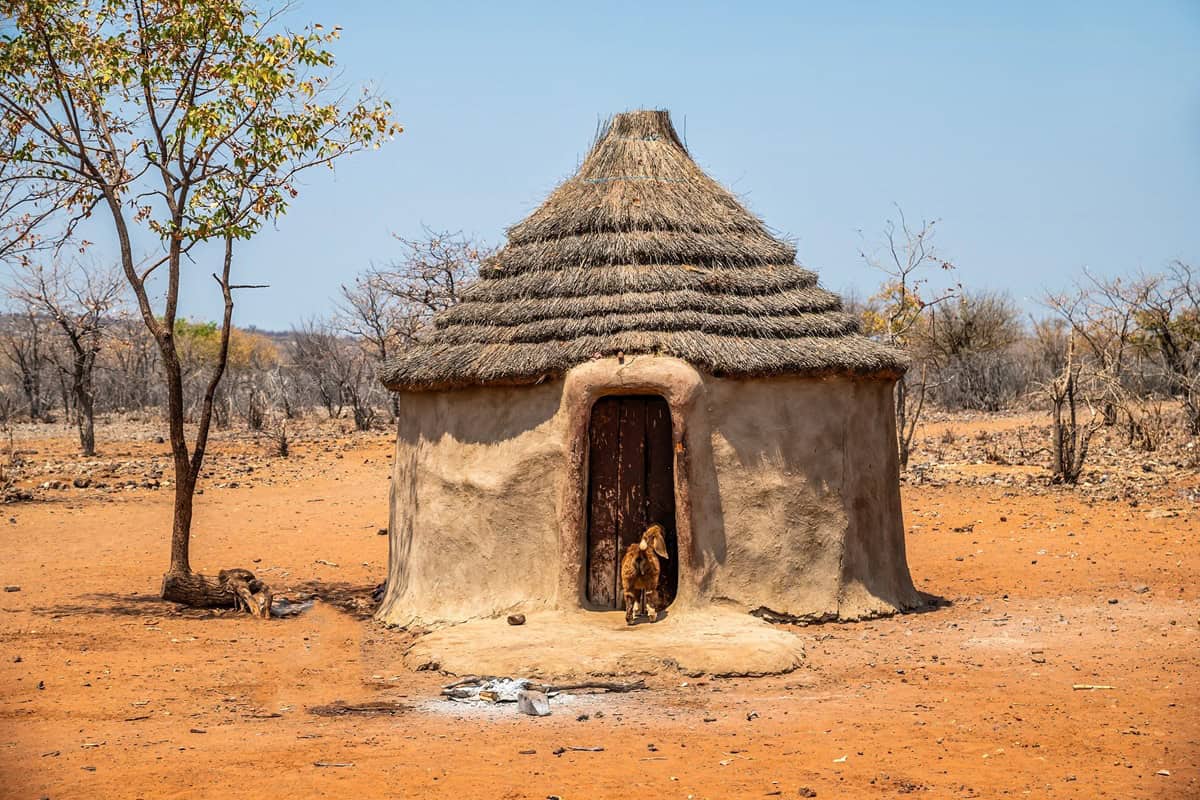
<box><xmin>130</xmin><ymin>2</ymin><xmax>1200</xmax><ymax>328</ymax></box>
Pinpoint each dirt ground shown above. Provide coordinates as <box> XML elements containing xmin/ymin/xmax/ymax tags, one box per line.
<box><xmin>1</xmin><ymin>413</ymin><xmax>1197</xmax><ymax>799</ymax></box>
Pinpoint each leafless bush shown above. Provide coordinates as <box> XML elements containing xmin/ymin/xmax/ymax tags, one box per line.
<box><xmin>338</xmin><ymin>227</ymin><xmax>490</xmax><ymax>420</ymax></box>
<box><xmin>925</xmin><ymin>291</ymin><xmax>1027</xmax><ymax>411</ymax></box>
<box><xmin>935</xmin><ymin>350</ymin><xmax>1031</xmax><ymax>411</ymax></box>
<box><xmin>371</xmin><ymin>227</ymin><xmax>490</xmax><ymax>342</ymax></box>
<box><xmin>101</xmin><ymin>317</ymin><xmax>159</xmax><ymax>411</ymax></box>
<box><xmin>858</xmin><ymin>206</ymin><xmax>957</xmax><ymax>469</ymax></box>
<box><xmin>1046</xmin><ymin>262</ymin><xmax>1200</xmax><ymax>435</ymax></box>
<box><xmin>1046</xmin><ymin>338</ymin><xmax>1104</xmax><ymax>484</ymax></box>
<box><xmin>7</xmin><ymin>260</ymin><xmax>124</xmax><ymax>454</ymax></box>
<box><xmin>0</xmin><ymin>388</ymin><xmax>15</xmax><ymax>488</ymax></box>
<box><xmin>1134</xmin><ymin>261</ymin><xmax>1200</xmax><ymax>433</ymax></box>
<box><xmin>0</xmin><ymin>307</ymin><xmax>50</xmax><ymax>421</ymax></box>
<box><xmin>291</xmin><ymin>319</ymin><xmax>381</xmax><ymax>431</ymax></box>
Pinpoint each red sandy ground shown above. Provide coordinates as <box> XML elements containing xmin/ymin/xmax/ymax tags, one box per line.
<box><xmin>1</xmin><ymin>421</ymin><xmax>1197</xmax><ymax>799</ymax></box>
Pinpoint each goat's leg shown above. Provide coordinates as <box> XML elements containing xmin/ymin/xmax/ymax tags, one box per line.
<box><xmin>646</xmin><ymin>589</ymin><xmax>661</xmax><ymax>621</ymax></box>
<box><xmin>623</xmin><ymin>591</ymin><xmax>637</xmax><ymax>625</ymax></box>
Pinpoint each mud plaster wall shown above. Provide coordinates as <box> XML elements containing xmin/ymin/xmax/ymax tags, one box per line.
<box><xmin>378</xmin><ymin>381</ymin><xmax>569</xmax><ymax>627</ymax></box>
<box><xmin>377</xmin><ymin>361</ymin><xmax>919</xmax><ymax>627</ymax></box>
<box><xmin>701</xmin><ymin>376</ymin><xmax>921</xmax><ymax>621</ymax></box>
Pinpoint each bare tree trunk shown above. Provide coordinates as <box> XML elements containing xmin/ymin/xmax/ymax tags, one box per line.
<box><xmin>895</xmin><ymin>378</ymin><xmax>910</xmax><ymax>470</ymax></box>
<box><xmin>894</xmin><ymin>366</ymin><xmax>928</xmax><ymax>470</ymax></box>
<box><xmin>75</xmin><ymin>369</ymin><xmax>95</xmax><ymax>456</ymax></box>
<box><xmin>1049</xmin><ymin>339</ymin><xmax>1098</xmax><ymax>484</ymax></box>
<box><xmin>152</xmin><ymin>234</ymin><xmax>270</xmax><ymax>614</ymax></box>
<box><xmin>21</xmin><ymin>373</ymin><xmax>39</xmax><ymax>421</ymax></box>
<box><xmin>162</xmin><ymin>325</ymin><xmax>194</xmax><ymax>577</ymax></box>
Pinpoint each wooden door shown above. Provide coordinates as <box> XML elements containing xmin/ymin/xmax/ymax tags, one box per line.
<box><xmin>586</xmin><ymin>395</ymin><xmax>677</xmax><ymax>608</ymax></box>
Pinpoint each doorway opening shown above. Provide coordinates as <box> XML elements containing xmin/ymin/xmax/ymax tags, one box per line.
<box><xmin>584</xmin><ymin>394</ymin><xmax>678</xmax><ymax>609</ymax></box>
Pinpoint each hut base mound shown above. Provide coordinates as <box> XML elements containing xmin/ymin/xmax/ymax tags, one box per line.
<box><xmin>403</xmin><ymin>609</ymin><xmax>805</xmax><ymax>679</ymax></box>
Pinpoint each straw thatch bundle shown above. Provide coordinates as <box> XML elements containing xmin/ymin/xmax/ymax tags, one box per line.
<box><xmin>381</xmin><ymin>110</ymin><xmax>905</xmax><ymax>391</ymax></box>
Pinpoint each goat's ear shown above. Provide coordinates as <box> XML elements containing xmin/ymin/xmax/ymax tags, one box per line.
<box><xmin>648</xmin><ymin>525</ymin><xmax>669</xmax><ymax>558</ymax></box>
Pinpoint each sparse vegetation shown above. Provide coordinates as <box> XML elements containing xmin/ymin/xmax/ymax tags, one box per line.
<box><xmin>0</xmin><ymin>0</ymin><xmax>397</xmax><ymax>610</ymax></box>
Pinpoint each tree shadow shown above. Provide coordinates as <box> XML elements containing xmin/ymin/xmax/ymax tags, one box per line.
<box><xmin>31</xmin><ymin>580</ymin><xmax>383</xmax><ymax>622</ymax></box>
<box><xmin>285</xmin><ymin>579</ymin><xmax>380</xmax><ymax>621</ymax></box>
<box><xmin>32</xmin><ymin>592</ymin><xmax>209</xmax><ymax>619</ymax></box>
<box><xmin>911</xmin><ymin>591</ymin><xmax>953</xmax><ymax>614</ymax></box>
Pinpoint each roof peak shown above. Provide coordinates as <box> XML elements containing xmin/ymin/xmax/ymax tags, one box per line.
<box><xmin>380</xmin><ymin>110</ymin><xmax>907</xmax><ymax>391</ymax></box>
<box><xmin>600</xmin><ymin>109</ymin><xmax>685</xmax><ymax>148</ymax></box>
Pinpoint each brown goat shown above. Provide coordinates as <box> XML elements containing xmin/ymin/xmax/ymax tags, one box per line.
<box><xmin>620</xmin><ymin>524</ymin><xmax>669</xmax><ymax>625</ymax></box>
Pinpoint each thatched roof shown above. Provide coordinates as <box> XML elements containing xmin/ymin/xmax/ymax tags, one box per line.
<box><xmin>381</xmin><ymin>110</ymin><xmax>905</xmax><ymax>392</ymax></box>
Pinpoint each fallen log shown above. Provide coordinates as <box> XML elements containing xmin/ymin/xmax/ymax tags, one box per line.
<box><xmin>161</xmin><ymin>569</ymin><xmax>272</xmax><ymax>618</ymax></box>
<box><xmin>309</xmin><ymin>701</ymin><xmax>409</xmax><ymax>717</ymax></box>
<box><xmin>535</xmin><ymin>679</ymin><xmax>646</xmax><ymax>694</ymax></box>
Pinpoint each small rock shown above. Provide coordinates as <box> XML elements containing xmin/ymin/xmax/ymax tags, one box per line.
<box><xmin>37</xmin><ymin>680</ymin><xmax>44</xmax><ymax>690</ymax></box>
<box><xmin>1157</xmin><ymin>769</ymin><xmax>1171</xmax><ymax>777</ymax></box>
<box><xmin>799</xmin><ymin>788</ymin><xmax>818</xmax><ymax>797</ymax></box>
<box><xmin>377</xmin><ymin>528</ymin><xmax>387</xmax><ymax>536</ymax></box>
<box><xmin>3</xmin><ymin>585</ymin><xmax>20</xmax><ymax>592</ymax></box>
<box><xmin>72</xmin><ymin>477</ymin><xmax>91</xmax><ymax>489</ymax></box>
<box><xmin>517</xmin><ymin>689</ymin><xmax>550</xmax><ymax>717</ymax></box>
<box><xmin>746</xmin><ymin>710</ymin><xmax>759</xmax><ymax>721</ymax></box>
<box><xmin>1108</xmin><ymin>598</ymin><xmax>1119</xmax><ymax>605</ymax></box>
<box><xmin>1133</xmin><ymin>585</ymin><xmax>1150</xmax><ymax>594</ymax></box>
<box><xmin>507</xmin><ymin>613</ymin><xmax>526</xmax><ymax>626</ymax></box>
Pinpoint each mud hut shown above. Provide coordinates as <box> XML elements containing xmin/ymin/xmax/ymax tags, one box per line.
<box><xmin>378</xmin><ymin>109</ymin><xmax>921</xmax><ymax>628</ymax></box>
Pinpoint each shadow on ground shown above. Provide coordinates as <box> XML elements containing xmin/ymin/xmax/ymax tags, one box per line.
<box><xmin>31</xmin><ymin>592</ymin><xmax>179</xmax><ymax>619</ymax></box>
<box><xmin>31</xmin><ymin>580</ymin><xmax>381</xmax><ymax>621</ymax></box>
<box><xmin>285</xmin><ymin>580</ymin><xmax>380</xmax><ymax>621</ymax></box>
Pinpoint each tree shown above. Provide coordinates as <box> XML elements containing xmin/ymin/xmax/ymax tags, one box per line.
<box><xmin>0</xmin><ymin>306</ymin><xmax>49</xmax><ymax>420</ymax></box>
<box><xmin>337</xmin><ymin>270</ymin><xmax>404</xmax><ymax>419</ymax></box>
<box><xmin>859</xmin><ymin>206</ymin><xmax>957</xmax><ymax>469</ymax></box>
<box><xmin>1046</xmin><ymin>262</ymin><xmax>1200</xmax><ymax>438</ymax></box>
<box><xmin>1045</xmin><ymin>270</ymin><xmax>1146</xmax><ymax>426</ymax></box>
<box><xmin>8</xmin><ymin>260</ymin><xmax>123</xmax><ymax>455</ymax></box>
<box><xmin>372</xmin><ymin>228</ymin><xmax>488</xmax><ymax>342</ymax></box>
<box><xmin>0</xmin><ymin>0</ymin><xmax>398</xmax><ymax>613</ymax></box>
<box><xmin>925</xmin><ymin>290</ymin><xmax>1026</xmax><ymax>411</ymax></box>
<box><xmin>172</xmin><ymin>319</ymin><xmax>277</xmax><ymax>428</ymax></box>
<box><xmin>338</xmin><ymin>228</ymin><xmax>489</xmax><ymax>419</ymax></box>
<box><xmin>1132</xmin><ymin>261</ymin><xmax>1200</xmax><ymax>434</ymax></box>
<box><xmin>102</xmin><ymin>315</ymin><xmax>158</xmax><ymax>411</ymax></box>
<box><xmin>292</xmin><ymin>318</ymin><xmax>379</xmax><ymax>431</ymax></box>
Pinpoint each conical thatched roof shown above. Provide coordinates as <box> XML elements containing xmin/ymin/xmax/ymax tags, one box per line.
<box><xmin>381</xmin><ymin>110</ymin><xmax>905</xmax><ymax>392</ymax></box>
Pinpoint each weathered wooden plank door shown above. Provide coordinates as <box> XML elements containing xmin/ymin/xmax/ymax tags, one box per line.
<box><xmin>586</xmin><ymin>395</ymin><xmax>677</xmax><ymax>609</ymax></box>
